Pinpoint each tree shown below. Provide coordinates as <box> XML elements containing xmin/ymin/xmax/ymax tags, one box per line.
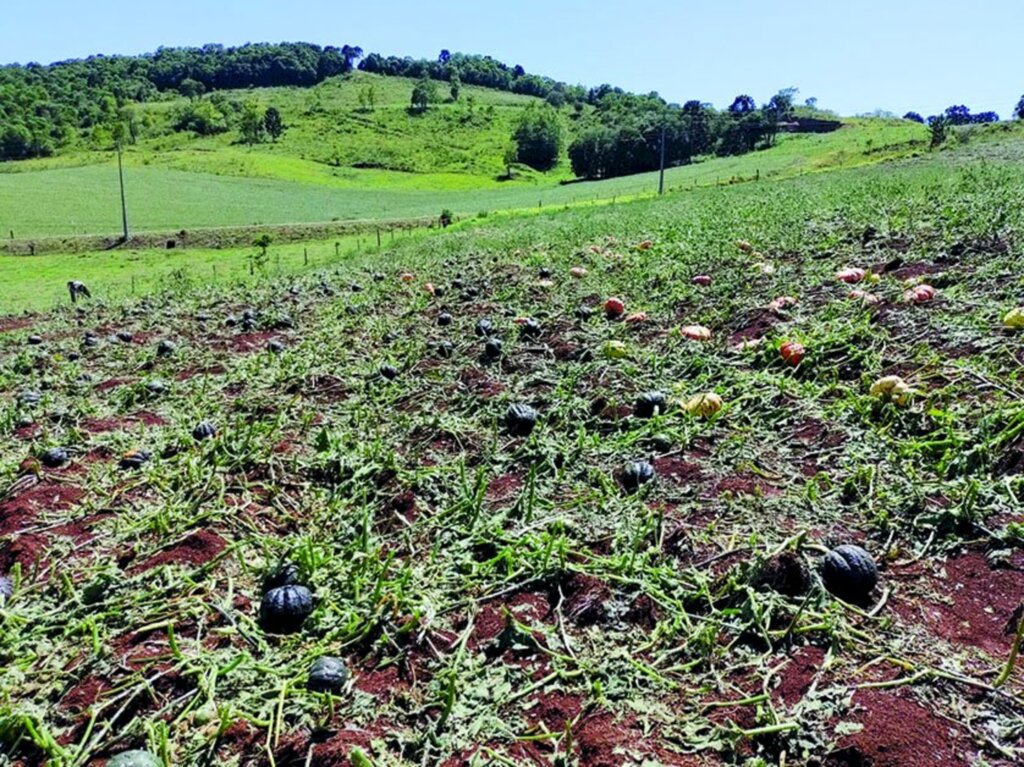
<box><xmin>930</xmin><ymin>117</ymin><xmax>947</xmax><ymax>149</ymax></box>
<box><xmin>502</xmin><ymin>141</ymin><xmax>518</xmax><ymax>178</ymax></box>
<box><xmin>263</xmin><ymin>107</ymin><xmax>284</xmax><ymax>141</ymax></box>
<box><xmin>513</xmin><ymin>106</ymin><xmax>563</xmax><ymax>170</ymax></box>
<box><xmin>439</xmin><ymin>49</ymin><xmax>451</xmax><ymax>65</ymax></box>
<box><xmin>728</xmin><ymin>95</ymin><xmax>757</xmax><ymax>115</ymax></box>
<box><xmin>340</xmin><ymin>45</ymin><xmax>363</xmax><ymax>71</ymax></box>
<box><xmin>357</xmin><ymin>85</ymin><xmax>376</xmax><ymax>112</ymax></box>
<box><xmin>903</xmin><ymin>111</ymin><xmax>925</xmax><ymax>123</ymax></box>
<box><xmin>410</xmin><ymin>75</ymin><xmax>437</xmax><ymax>112</ymax></box>
<box><xmin>1016</xmin><ymin>95</ymin><xmax>1024</xmax><ymax>120</ymax></box>
<box><xmin>240</xmin><ymin>100</ymin><xmax>266</xmax><ymax>144</ymax></box>
<box><xmin>179</xmin><ymin>78</ymin><xmax>205</xmax><ymax>100</ymax></box>
<box><xmin>449</xmin><ymin>70</ymin><xmax>461</xmax><ymax>102</ymax></box>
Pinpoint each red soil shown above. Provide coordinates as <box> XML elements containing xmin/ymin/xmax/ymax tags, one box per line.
<box><xmin>458</xmin><ymin>367</ymin><xmax>504</xmax><ymax>398</ymax></box>
<box><xmin>272</xmin><ymin>725</ymin><xmax>376</xmax><ymax>767</ymax></box>
<box><xmin>131</xmin><ymin>530</ymin><xmax>227</xmax><ymax>573</ymax></box>
<box><xmin>60</xmin><ymin>675</ymin><xmax>111</xmax><ymax>712</ymax></box>
<box><xmin>712</xmin><ymin>473</ymin><xmax>781</xmax><ymax>498</ymax></box>
<box><xmin>771</xmin><ymin>645</ymin><xmax>826</xmax><ymax>706</ymax></box>
<box><xmin>486</xmin><ymin>473</ymin><xmax>523</xmax><ymax>502</ymax></box>
<box><xmin>95</xmin><ymin>377</ymin><xmax>131</xmax><ymax>392</ymax></box>
<box><xmin>525</xmin><ymin>690</ymin><xmax>584</xmax><ymax>731</ymax></box>
<box><xmin>652</xmin><ymin>456</ymin><xmax>704</xmax><ymax>484</ymax></box>
<box><xmin>0</xmin><ymin>317</ymin><xmax>34</xmax><ymax>333</ymax></box>
<box><xmin>228</xmin><ymin>332</ymin><xmax>279</xmax><ymax>353</ymax></box>
<box><xmin>829</xmin><ymin>688</ymin><xmax>973</xmax><ymax>767</ymax></box>
<box><xmin>891</xmin><ymin>549</ymin><xmax>1024</xmax><ymax>658</ymax></box>
<box><xmin>561</xmin><ymin>572</ymin><xmax>612</xmax><ymax>626</ymax></box>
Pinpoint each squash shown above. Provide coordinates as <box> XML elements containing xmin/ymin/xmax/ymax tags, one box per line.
<box><xmin>145</xmin><ymin>380</ymin><xmax>168</xmax><ymax>396</ymax></box>
<box><xmin>106</xmin><ymin>751</ymin><xmax>160</xmax><ymax>767</ymax></box>
<box><xmin>504</xmin><ymin>404</ymin><xmax>538</xmax><ymax>437</ymax></box>
<box><xmin>116</xmin><ymin>331</ymin><xmax>134</xmax><ymax>343</ymax></box>
<box><xmin>475</xmin><ymin>318</ymin><xmax>494</xmax><ymax>337</ymax></box>
<box><xmin>903</xmin><ymin>284</ymin><xmax>936</xmax><ymax>303</ymax></box>
<box><xmin>692</xmin><ymin>275</ymin><xmax>712</xmax><ymax>286</ymax></box>
<box><xmin>822</xmin><ymin>544</ymin><xmax>878</xmax><ymax>603</ymax></box>
<box><xmin>266</xmin><ymin>340</ymin><xmax>285</xmax><ymax>355</ymax></box>
<box><xmin>308</xmin><ymin>656</ymin><xmax>349</xmax><ymax>693</ymax></box>
<box><xmin>265</xmin><ymin>562</ymin><xmax>302</xmax><ymax>590</ymax></box>
<box><xmin>156</xmin><ymin>340</ymin><xmax>175</xmax><ymax>357</ymax></box>
<box><xmin>484</xmin><ymin>338</ymin><xmax>504</xmax><ymax>360</ymax></box>
<box><xmin>682</xmin><ymin>392</ymin><xmax>723</xmax><ymax>418</ymax></box>
<box><xmin>634</xmin><ymin>391</ymin><xmax>668</xmax><ymax>419</ymax></box>
<box><xmin>680</xmin><ymin>325</ymin><xmax>712</xmax><ymax>341</ymax></box>
<box><xmin>27</xmin><ymin>335</ymin><xmax>43</xmax><ymax>346</ymax></box>
<box><xmin>1003</xmin><ymin>307</ymin><xmax>1024</xmax><ymax>329</ymax></box>
<box><xmin>602</xmin><ymin>340</ymin><xmax>629</xmax><ymax>359</ymax></box>
<box><xmin>41</xmin><ymin>447</ymin><xmax>69</xmax><ymax>469</ymax></box>
<box><xmin>119</xmin><ymin>449</ymin><xmax>152</xmax><ymax>470</ymax></box>
<box><xmin>192</xmin><ymin>422</ymin><xmax>217</xmax><ymax>441</ymax></box>
<box><xmin>836</xmin><ymin>267</ymin><xmax>866</xmax><ymax>284</ymax></box>
<box><xmin>260</xmin><ymin>584</ymin><xmax>314</xmax><ymax>634</ymax></box>
<box><xmin>870</xmin><ymin>375</ymin><xmax>914</xmax><ymax>405</ymax></box>
<box><xmin>620</xmin><ymin>460</ymin><xmax>655</xmax><ymax>493</ymax></box>
<box><xmin>538</xmin><ymin>267</ymin><xmax>552</xmax><ymax>278</ymax></box>
<box><xmin>435</xmin><ymin>341</ymin><xmax>455</xmax><ymax>358</ymax></box>
<box><xmin>779</xmin><ymin>341</ymin><xmax>805</xmax><ymax>366</ymax></box>
<box><xmin>83</xmin><ymin>333</ymin><xmax>100</xmax><ymax>347</ymax></box>
<box><xmin>604</xmin><ymin>297</ymin><xmax>625</xmax><ymax>317</ymax></box>
<box><xmin>437</xmin><ymin>312</ymin><xmax>453</xmax><ymax>327</ymax></box>
<box><xmin>519</xmin><ymin>318</ymin><xmax>542</xmax><ymax>339</ymax></box>
<box><xmin>570</xmin><ymin>266</ymin><xmax>588</xmax><ymax>279</ymax></box>
<box><xmin>379</xmin><ymin>364</ymin><xmax>400</xmax><ymax>381</ymax></box>
<box><xmin>18</xmin><ymin>391</ymin><xmax>42</xmax><ymax>408</ymax></box>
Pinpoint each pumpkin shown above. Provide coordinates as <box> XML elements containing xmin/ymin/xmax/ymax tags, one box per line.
<box><xmin>192</xmin><ymin>422</ymin><xmax>217</xmax><ymax>441</ymax></box>
<box><xmin>836</xmin><ymin>267</ymin><xmax>866</xmax><ymax>284</ymax></box>
<box><xmin>821</xmin><ymin>544</ymin><xmax>878</xmax><ymax>602</ymax></box>
<box><xmin>692</xmin><ymin>275</ymin><xmax>712</xmax><ymax>286</ymax></box>
<box><xmin>870</xmin><ymin>375</ymin><xmax>914</xmax><ymax>405</ymax></box>
<box><xmin>41</xmin><ymin>447</ymin><xmax>69</xmax><ymax>469</ymax></box>
<box><xmin>634</xmin><ymin>391</ymin><xmax>668</xmax><ymax>419</ymax></box>
<box><xmin>308</xmin><ymin>656</ymin><xmax>349</xmax><ymax>693</ymax></box>
<box><xmin>570</xmin><ymin>266</ymin><xmax>588</xmax><ymax>279</ymax></box>
<box><xmin>779</xmin><ymin>341</ymin><xmax>805</xmax><ymax>366</ymax></box>
<box><xmin>848</xmin><ymin>289</ymin><xmax>881</xmax><ymax>304</ymax></box>
<box><xmin>484</xmin><ymin>338</ymin><xmax>504</xmax><ymax>360</ymax></box>
<box><xmin>379</xmin><ymin>364</ymin><xmax>400</xmax><ymax>380</ymax></box>
<box><xmin>504</xmin><ymin>403</ymin><xmax>538</xmax><ymax>436</ymax></box>
<box><xmin>437</xmin><ymin>312</ymin><xmax>453</xmax><ymax>327</ymax></box>
<box><xmin>620</xmin><ymin>460</ymin><xmax>655</xmax><ymax>493</ymax></box>
<box><xmin>156</xmin><ymin>340</ymin><xmax>175</xmax><ymax>357</ymax></box>
<box><xmin>119</xmin><ymin>449</ymin><xmax>152</xmax><ymax>471</ymax></box>
<box><xmin>682</xmin><ymin>392</ymin><xmax>723</xmax><ymax>417</ymax></box>
<box><xmin>260</xmin><ymin>584</ymin><xmax>314</xmax><ymax>634</ymax></box>
<box><xmin>903</xmin><ymin>284</ymin><xmax>936</xmax><ymax>303</ymax></box>
<box><xmin>0</xmin><ymin>575</ymin><xmax>12</xmax><ymax>599</ymax></box>
<box><xmin>400</xmin><ymin>272</ymin><xmax>415</xmax><ymax>283</ymax></box>
<box><xmin>1002</xmin><ymin>307</ymin><xmax>1024</xmax><ymax>329</ymax></box>
<box><xmin>106</xmin><ymin>750</ymin><xmax>160</xmax><ymax>767</ymax></box>
<box><xmin>604</xmin><ymin>297</ymin><xmax>625</xmax><ymax>317</ymax></box>
<box><xmin>680</xmin><ymin>325</ymin><xmax>712</xmax><ymax>341</ymax></box>
<box><xmin>756</xmin><ymin>551</ymin><xmax>811</xmax><ymax>596</ymax></box>
<box><xmin>519</xmin><ymin>318</ymin><xmax>542</xmax><ymax>339</ymax></box>
<box><xmin>602</xmin><ymin>340</ymin><xmax>629</xmax><ymax>359</ymax></box>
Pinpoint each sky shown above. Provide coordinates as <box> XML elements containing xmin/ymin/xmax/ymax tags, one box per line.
<box><xmin>3</xmin><ymin>0</ymin><xmax>1022</xmax><ymax>117</ymax></box>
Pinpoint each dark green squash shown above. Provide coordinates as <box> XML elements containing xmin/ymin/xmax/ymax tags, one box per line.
<box><xmin>119</xmin><ymin>449</ymin><xmax>152</xmax><ymax>471</ymax></box>
<box><xmin>634</xmin><ymin>391</ymin><xmax>668</xmax><ymax>419</ymax></box>
<box><xmin>264</xmin><ymin>562</ymin><xmax>302</xmax><ymax>591</ymax></box>
<box><xmin>27</xmin><ymin>335</ymin><xmax>43</xmax><ymax>346</ymax></box>
<box><xmin>192</xmin><ymin>422</ymin><xmax>217</xmax><ymax>441</ymax></box>
<box><xmin>379</xmin><ymin>364</ymin><xmax>399</xmax><ymax>381</ymax></box>
<box><xmin>504</xmin><ymin>404</ymin><xmax>538</xmax><ymax>437</ymax></box>
<box><xmin>483</xmin><ymin>338</ymin><xmax>503</xmax><ymax>360</ymax></box>
<box><xmin>260</xmin><ymin>584</ymin><xmax>314</xmax><ymax>634</ymax></box>
<box><xmin>438</xmin><ymin>312</ymin><xmax>453</xmax><ymax>327</ymax></box>
<box><xmin>519</xmin><ymin>318</ymin><xmax>542</xmax><ymax>339</ymax></box>
<box><xmin>266</xmin><ymin>339</ymin><xmax>285</xmax><ymax>354</ymax></box>
<box><xmin>40</xmin><ymin>447</ymin><xmax>69</xmax><ymax>469</ymax></box>
<box><xmin>475</xmin><ymin>318</ymin><xmax>494</xmax><ymax>337</ymax></box>
<box><xmin>116</xmin><ymin>331</ymin><xmax>134</xmax><ymax>344</ymax></box>
<box><xmin>106</xmin><ymin>750</ymin><xmax>160</xmax><ymax>767</ymax></box>
<box><xmin>822</xmin><ymin>544</ymin><xmax>878</xmax><ymax>602</ymax></box>
<box><xmin>155</xmin><ymin>339</ymin><xmax>175</xmax><ymax>357</ymax></box>
<box><xmin>307</xmin><ymin>656</ymin><xmax>349</xmax><ymax>693</ymax></box>
<box><xmin>620</xmin><ymin>460</ymin><xmax>655</xmax><ymax>493</ymax></box>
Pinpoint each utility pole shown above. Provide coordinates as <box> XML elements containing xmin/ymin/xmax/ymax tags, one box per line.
<box><xmin>658</xmin><ymin>124</ymin><xmax>666</xmax><ymax>195</ymax></box>
<box><xmin>116</xmin><ymin>143</ymin><xmax>129</xmax><ymax>242</ymax></box>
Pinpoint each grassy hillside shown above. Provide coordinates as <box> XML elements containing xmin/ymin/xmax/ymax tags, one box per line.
<box><xmin>1</xmin><ymin>122</ymin><xmax>1022</xmax><ymax>767</ymax></box>
<box><xmin>0</xmin><ymin>118</ymin><xmax>929</xmax><ymax>239</ymax></box>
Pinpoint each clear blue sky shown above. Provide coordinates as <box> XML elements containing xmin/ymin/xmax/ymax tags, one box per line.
<box><xmin>4</xmin><ymin>0</ymin><xmax>1022</xmax><ymax>117</ymax></box>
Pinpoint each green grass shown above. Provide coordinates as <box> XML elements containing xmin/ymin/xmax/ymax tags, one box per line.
<box><xmin>0</xmin><ymin>118</ymin><xmax>930</xmax><ymax>239</ymax></box>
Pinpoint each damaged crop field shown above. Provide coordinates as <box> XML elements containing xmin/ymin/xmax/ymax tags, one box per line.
<box><xmin>2</xmin><ymin>136</ymin><xmax>1023</xmax><ymax>767</ymax></box>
